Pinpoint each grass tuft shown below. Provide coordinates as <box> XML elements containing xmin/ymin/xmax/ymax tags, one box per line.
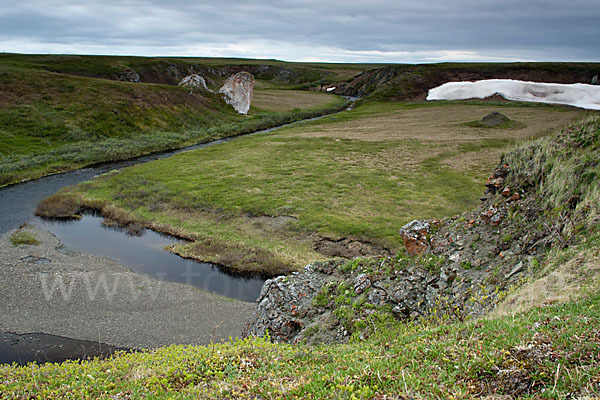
<box><xmin>9</xmin><ymin>231</ymin><xmax>40</xmax><ymax>246</ymax></box>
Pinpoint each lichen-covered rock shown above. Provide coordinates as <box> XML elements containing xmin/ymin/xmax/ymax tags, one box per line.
<box><xmin>179</xmin><ymin>74</ymin><xmax>209</xmax><ymax>91</ymax></box>
<box><xmin>399</xmin><ymin>220</ymin><xmax>430</xmax><ymax>256</ymax></box>
<box><xmin>218</xmin><ymin>72</ymin><xmax>255</xmax><ymax>114</ymax></box>
<box><xmin>244</xmin><ymin>251</ymin><xmax>513</xmax><ymax>344</ymax></box>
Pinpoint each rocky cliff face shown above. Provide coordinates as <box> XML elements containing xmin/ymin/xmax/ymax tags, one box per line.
<box><xmin>245</xmin><ymin>117</ymin><xmax>600</xmax><ymax>344</ymax></box>
<box><xmin>218</xmin><ymin>72</ymin><xmax>255</xmax><ymax>114</ymax></box>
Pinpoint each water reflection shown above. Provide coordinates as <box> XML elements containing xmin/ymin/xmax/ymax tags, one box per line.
<box><xmin>36</xmin><ymin>214</ymin><xmax>266</xmax><ymax>302</ymax></box>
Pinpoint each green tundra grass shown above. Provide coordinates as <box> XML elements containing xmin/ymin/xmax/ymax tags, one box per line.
<box><xmin>41</xmin><ymin>100</ymin><xmax>587</xmax><ymax>274</ymax></box>
<box><xmin>0</xmin><ymin>54</ymin><xmax>352</xmax><ymax>186</ymax></box>
<box><xmin>6</xmin><ymin>113</ymin><xmax>600</xmax><ymax>400</ymax></box>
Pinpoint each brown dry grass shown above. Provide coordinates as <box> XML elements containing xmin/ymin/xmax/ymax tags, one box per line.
<box><xmin>252</xmin><ymin>90</ymin><xmax>341</xmax><ymax>112</ymax></box>
<box><xmin>35</xmin><ymin>193</ymin><xmax>85</xmax><ymax>218</ymax></box>
<box><xmin>284</xmin><ymin>104</ymin><xmax>584</xmax><ymax>178</ymax></box>
<box><xmin>491</xmin><ymin>248</ymin><xmax>600</xmax><ymax>318</ymax></box>
<box><xmin>288</xmin><ymin>105</ymin><xmax>582</xmax><ymax>142</ymax></box>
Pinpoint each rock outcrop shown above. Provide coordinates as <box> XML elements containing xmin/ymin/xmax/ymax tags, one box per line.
<box><xmin>178</xmin><ymin>74</ymin><xmax>209</xmax><ymax>91</ymax></box>
<box><xmin>218</xmin><ymin>72</ymin><xmax>255</xmax><ymax>114</ymax></box>
<box><xmin>399</xmin><ymin>220</ymin><xmax>431</xmax><ymax>256</ymax></box>
<box><xmin>244</xmin><ymin>161</ymin><xmax>554</xmax><ymax>343</ymax></box>
<box><xmin>115</xmin><ymin>70</ymin><xmax>140</xmax><ymax>83</ymax></box>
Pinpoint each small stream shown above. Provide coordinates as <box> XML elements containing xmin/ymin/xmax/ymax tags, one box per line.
<box><xmin>0</xmin><ymin>133</ymin><xmax>276</xmax><ymax>303</ymax></box>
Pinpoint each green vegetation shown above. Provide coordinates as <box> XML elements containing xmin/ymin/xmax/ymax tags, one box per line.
<box><xmin>0</xmin><ymin>54</ymin><xmax>351</xmax><ymax>186</ymax></box>
<box><xmin>3</xmin><ymin>56</ymin><xmax>600</xmax><ymax>398</ymax></box>
<box><xmin>504</xmin><ymin>115</ymin><xmax>600</xmax><ymax>225</ymax></box>
<box><xmin>41</xmin><ymin>101</ymin><xmax>584</xmax><ymax>274</ymax></box>
<box><xmin>2</xmin><ymin>291</ymin><xmax>598</xmax><ymax>399</ymax></box>
<box><xmin>9</xmin><ymin>230</ymin><xmax>40</xmax><ymax>246</ymax></box>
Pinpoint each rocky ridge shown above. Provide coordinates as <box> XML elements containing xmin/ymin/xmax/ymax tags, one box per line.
<box><xmin>327</xmin><ymin>64</ymin><xmax>600</xmax><ymax>102</ymax></box>
<box><xmin>245</xmin><ymin>116</ymin><xmax>599</xmax><ymax>343</ymax></box>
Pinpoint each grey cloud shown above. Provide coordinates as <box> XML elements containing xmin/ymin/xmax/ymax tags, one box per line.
<box><xmin>0</xmin><ymin>0</ymin><xmax>598</xmax><ymax>61</ymax></box>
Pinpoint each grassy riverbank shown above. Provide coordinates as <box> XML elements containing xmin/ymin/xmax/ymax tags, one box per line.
<box><xmin>38</xmin><ymin>100</ymin><xmax>585</xmax><ymax>274</ymax></box>
<box><xmin>0</xmin><ymin>54</ymin><xmax>353</xmax><ymax>186</ymax></box>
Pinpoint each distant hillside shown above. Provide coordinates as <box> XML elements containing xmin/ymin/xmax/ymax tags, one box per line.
<box><xmin>0</xmin><ymin>54</ymin><xmax>356</xmax><ymax>186</ymax></box>
<box><xmin>329</xmin><ymin>62</ymin><xmax>600</xmax><ymax>102</ymax></box>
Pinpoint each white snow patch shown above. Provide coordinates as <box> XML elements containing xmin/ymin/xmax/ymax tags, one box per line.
<box><xmin>326</xmin><ymin>86</ymin><xmax>336</xmax><ymax>92</ymax></box>
<box><xmin>426</xmin><ymin>79</ymin><xmax>600</xmax><ymax>110</ymax></box>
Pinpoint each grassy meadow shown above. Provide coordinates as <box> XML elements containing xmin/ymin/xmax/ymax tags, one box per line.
<box><xmin>41</xmin><ymin>100</ymin><xmax>586</xmax><ymax>274</ymax></box>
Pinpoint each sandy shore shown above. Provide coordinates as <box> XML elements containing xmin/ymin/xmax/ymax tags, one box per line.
<box><xmin>0</xmin><ymin>225</ymin><xmax>255</xmax><ymax>350</ymax></box>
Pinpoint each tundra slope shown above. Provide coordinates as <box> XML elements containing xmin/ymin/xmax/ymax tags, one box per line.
<box><xmin>1</xmin><ymin>118</ymin><xmax>599</xmax><ymax>400</ymax></box>
<box><xmin>0</xmin><ymin>54</ymin><xmax>352</xmax><ymax>186</ymax></box>
<box><xmin>246</xmin><ymin>114</ymin><xmax>600</xmax><ymax>344</ymax></box>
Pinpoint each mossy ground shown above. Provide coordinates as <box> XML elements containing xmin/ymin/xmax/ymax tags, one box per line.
<box><xmin>46</xmin><ymin>101</ymin><xmax>585</xmax><ymax>274</ymax></box>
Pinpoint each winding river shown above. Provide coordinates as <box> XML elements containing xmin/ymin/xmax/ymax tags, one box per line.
<box><xmin>0</xmin><ymin>101</ymin><xmax>354</xmax><ymax>364</ymax></box>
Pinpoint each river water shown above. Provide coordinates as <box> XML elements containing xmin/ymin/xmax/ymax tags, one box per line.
<box><xmin>0</xmin><ymin>104</ymin><xmax>362</xmax><ymax>364</ymax></box>
<box><xmin>0</xmin><ymin>135</ymin><xmax>269</xmax><ymax>303</ymax></box>
<box><xmin>0</xmin><ymin>99</ymin><xmax>357</xmax><ymax>364</ymax></box>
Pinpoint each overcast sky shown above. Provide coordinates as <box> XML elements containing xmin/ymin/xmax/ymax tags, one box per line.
<box><xmin>1</xmin><ymin>0</ymin><xmax>598</xmax><ymax>63</ymax></box>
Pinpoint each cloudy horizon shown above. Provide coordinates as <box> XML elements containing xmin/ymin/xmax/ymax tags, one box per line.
<box><xmin>1</xmin><ymin>0</ymin><xmax>598</xmax><ymax>63</ymax></box>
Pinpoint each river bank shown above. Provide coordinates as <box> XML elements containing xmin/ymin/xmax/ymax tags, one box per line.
<box><xmin>0</xmin><ymin>225</ymin><xmax>255</xmax><ymax>358</ymax></box>
<box><xmin>40</xmin><ymin>102</ymin><xmax>584</xmax><ymax>275</ymax></box>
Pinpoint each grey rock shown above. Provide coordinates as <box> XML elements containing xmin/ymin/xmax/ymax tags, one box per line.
<box><xmin>399</xmin><ymin>220</ymin><xmax>430</xmax><ymax>235</ymax></box>
<box><xmin>179</xmin><ymin>74</ymin><xmax>209</xmax><ymax>91</ymax></box>
<box><xmin>505</xmin><ymin>261</ymin><xmax>524</xmax><ymax>279</ymax></box>
<box><xmin>353</xmin><ymin>273</ymin><xmax>371</xmax><ymax>294</ymax></box>
<box><xmin>218</xmin><ymin>72</ymin><xmax>255</xmax><ymax>114</ymax></box>
<box><xmin>117</xmin><ymin>70</ymin><xmax>140</xmax><ymax>83</ymax></box>
<box><xmin>592</xmin><ymin>75</ymin><xmax>599</xmax><ymax>85</ymax></box>
<box><xmin>367</xmin><ymin>288</ymin><xmax>387</xmax><ymax>305</ymax></box>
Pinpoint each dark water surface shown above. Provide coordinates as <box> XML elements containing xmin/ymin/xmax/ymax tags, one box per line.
<box><xmin>0</xmin><ymin>333</ymin><xmax>126</xmax><ymax>365</ymax></box>
<box><xmin>36</xmin><ymin>214</ymin><xmax>266</xmax><ymax>302</ymax></box>
<box><xmin>0</xmin><ymin>135</ymin><xmax>268</xmax><ymax>303</ymax></box>
<box><xmin>0</xmin><ymin>128</ymin><xmax>289</xmax><ymax>364</ymax></box>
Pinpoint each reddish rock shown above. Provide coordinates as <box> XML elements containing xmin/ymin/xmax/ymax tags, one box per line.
<box><xmin>399</xmin><ymin>220</ymin><xmax>430</xmax><ymax>256</ymax></box>
<box><xmin>486</xmin><ymin>177</ymin><xmax>505</xmax><ymax>189</ymax></box>
<box><xmin>501</xmin><ymin>187</ymin><xmax>511</xmax><ymax>197</ymax></box>
<box><xmin>509</xmin><ymin>193</ymin><xmax>521</xmax><ymax>202</ymax></box>
<box><xmin>481</xmin><ymin>205</ymin><xmax>503</xmax><ymax>226</ymax></box>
